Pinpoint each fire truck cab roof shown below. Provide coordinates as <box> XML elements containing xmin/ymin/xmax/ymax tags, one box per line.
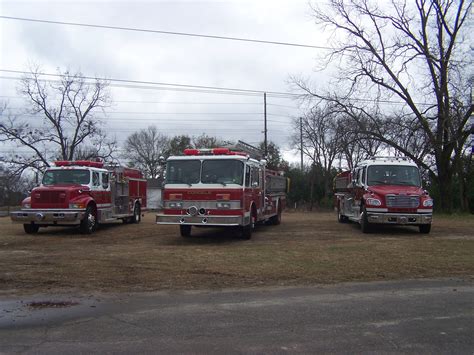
<box><xmin>49</xmin><ymin>161</ymin><xmax>108</xmax><ymax>173</ymax></box>
<box><xmin>168</xmin><ymin>154</ymin><xmax>259</xmax><ymax>162</ymax></box>
<box><xmin>168</xmin><ymin>148</ymin><xmax>265</xmax><ymax>165</ymax></box>
<box><xmin>357</xmin><ymin>156</ymin><xmax>418</xmax><ymax>168</ymax></box>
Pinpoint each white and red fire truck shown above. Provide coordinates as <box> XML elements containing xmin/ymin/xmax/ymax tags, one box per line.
<box><xmin>156</xmin><ymin>144</ymin><xmax>288</xmax><ymax>239</ymax></box>
<box><xmin>11</xmin><ymin>160</ymin><xmax>147</xmax><ymax>234</ymax></box>
<box><xmin>334</xmin><ymin>156</ymin><xmax>433</xmax><ymax>233</ymax></box>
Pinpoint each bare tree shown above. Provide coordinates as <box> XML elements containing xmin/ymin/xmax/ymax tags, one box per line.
<box><xmin>0</xmin><ymin>68</ymin><xmax>114</xmax><ymax>176</ymax></box>
<box><xmin>295</xmin><ymin>0</ymin><xmax>473</xmax><ymax>212</ymax></box>
<box><xmin>258</xmin><ymin>141</ymin><xmax>288</xmax><ymax>170</ymax></box>
<box><xmin>165</xmin><ymin>135</ymin><xmax>192</xmax><ymax>157</ymax></box>
<box><xmin>293</xmin><ymin>105</ymin><xmax>342</xmax><ymax>201</ymax></box>
<box><xmin>192</xmin><ymin>134</ymin><xmax>227</xmax><ymax>149</ymax></box>
<box><xmin>335</xmin><ymin>114</ymin><xmax>385</xmax><ymax>170</ymax></box>
<box><xmin>123</xmin><ymin>126</ymin><xmax>169</xmax><ymax>179</ymax></box>
<box><xmin>0</xmin><ymin>164</ymin><xmax>35</xmax><ymax>210</ymax></box>
<box><xmin>164</xmin><ymin>134</ymin><xmax>228</xmax><ymax>157</ymax></box>
<box><xmin>74</xmin><ymin>137</ymin><xmax>119</xmax><ymax>162</ymax></box>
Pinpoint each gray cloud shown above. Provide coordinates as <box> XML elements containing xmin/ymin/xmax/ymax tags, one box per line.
<box><xmin>1</xmin><ymin>0</ymin><xmax>328</xmax><ymax>161</ymax></box>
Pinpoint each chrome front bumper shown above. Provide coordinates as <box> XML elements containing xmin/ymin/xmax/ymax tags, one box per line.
<box><xmin>366</xmin><ymin>212</ymin><xmax>432</xmax><ymax>225</ymax></box>
<box><xmin>10</xmin><ymin>209</ymin><xmax>86</xmax><ymax>225</ymax></box>
<box><xmin>156</xmin><ymin>214</ymin><xmax>243</xmax><ymax>227</ymax></box>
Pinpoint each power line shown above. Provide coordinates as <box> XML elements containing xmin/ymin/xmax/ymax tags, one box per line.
<box><xmin>1</xmin><ymin>96</ymin><xmax>301</xmax><ymax>111</ymax></box>
<box><xmin>0</xmin><ymin>72</ymin><xmax>438</xmax><ymax>106</ymax></box>
<box><xmin>0</xmin><ymin>126</ymin><xmax>291</xmax><ymax>135</ymax></box>
<box><xmin>13</xmin><ymin>114</ymin><xmax>292</xmax><ymax>124</ymax></box>
<box><xmin>3</xmin><ymin>15</ymin><xmax>468</xmax><ymax>65</ymax></box>
<box><xmin>0</xmin><ymin>72</ymin><xmax>298</xmax><ymax>98</ymax></box>
<box><xmin>11</xmin><ymin>110</ymin><xmax>264</xmax><ymax>115</ymax></box>
<box><xmin>0</xmin><ymin>15</ymin><xmax>330</xmax><ymax>50</ymax></box>
<box><xmin>8</xmin><ymin>108</ymin><xmax>297</xmax><ymax>120</ymax></box>
<box><xmin>0</xmin><ymin>95</ymin><xmax>266</xmax><ymax>105</ymax></box>
<box><xmin>267</xmin><ymin>103</ymin><xmax>301</xmax><ymax>109</ymax></box>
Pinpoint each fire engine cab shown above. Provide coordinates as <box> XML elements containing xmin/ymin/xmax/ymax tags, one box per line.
<box><xmin>156</xmin><ymin>143</ymin><xmax>288</xmax><ymax>239</ymax></box>
<box><xmin>334</xmin><ymin>156</ymin><xmax>433</xmax><ymax>233</ymax></box>
<box><xmin>11</xmin><ymin>160</ymin><xmax>147</xmax><ymax>234</ymax></box>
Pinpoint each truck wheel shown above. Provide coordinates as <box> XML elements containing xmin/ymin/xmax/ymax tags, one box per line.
<box><xmin>360</xmin><ymin>207</ymin><xmax>371</xmax><ymax>233</ymax></box>
<box><xmin>419</xmin><ymin>224</ymin><xmax>431</xmax><ymax>234</ymax></box>
<box><xmin>180</xmin><ymin>225</ymin><xmax>191</xmax><ymax>237</ymax></box>
<box><xmin>80</xmin><ymin>206</ymin><xmax>97</xmax><ymax>235</ymax></box>
<box><xmin>241</xmin><ymin>224</ymin><xmax>252</xmax><ymax>240</ymax></box>
<box><xmin>24</xmin><ymin>224</ymin><xmax>39</xmax><ymax>234</ymax></box>
<box><xmin>337</xmin><ymin>209</ymin><xmax>348</xmax><ymax>223</ymax></box>
<box><xmin>132</xmin><ymin>204</ymin><xmax>141</xmax><ymax>224</ymax></box>
<box><xmin>241</xmin><ymin>214</ymin><xmax>256</xmax><ymax>240</ymax></box>
<box><xmin>269</xmin><ymin>203</ymin><xmax>282</xmax><ymax>225</ymax></box>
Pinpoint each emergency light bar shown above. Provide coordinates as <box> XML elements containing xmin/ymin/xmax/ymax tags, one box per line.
<box><xmin>183</xmin><ymin>148</ymin><xmax>248</xmax><ymax>157</ymax></box>
<box><xmin>54</xmin><ymin>160</ymin><xmax>104</xmax><ymax>168</ymax></box>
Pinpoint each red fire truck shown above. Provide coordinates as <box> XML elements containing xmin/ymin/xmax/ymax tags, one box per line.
<box><xmin>334</xmin><ymin>156</ymin><xmax>433</xmax><ymax>233</ymax></box>
<box><xmin>11</xmin><ymin>160</ymin><xmax>147</xmax><ymax>234</ymax></box>
<box><xmin>156</xmin><ymin>144</ymin><xmax>288</xmax><ymax>239</ymax></box>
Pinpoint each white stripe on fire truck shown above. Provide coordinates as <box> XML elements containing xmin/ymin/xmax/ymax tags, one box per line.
<box><xmin>365</xmin><ymin>208</ymin><xmax>388</xmax><ymax>212</ymax></box>
<box><xmin>97</xmin><ymin>203</ymin><xmax>113</xmax><ymax>208</ymax></box>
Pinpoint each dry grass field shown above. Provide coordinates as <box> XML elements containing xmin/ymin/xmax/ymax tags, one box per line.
<box><xmin>0</xmin><ymin>211</ymin><xmax>473</xmax><ymax>296</ymax></box>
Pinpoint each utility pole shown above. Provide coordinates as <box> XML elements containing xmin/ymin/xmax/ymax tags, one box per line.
<box><xmin>264</xmin><ymin>92</ymin><xmax>268</xmax><ymax>157</ymax></box>
<box><xmin>300</xmin><ymin>117</ymin><xmax>304</xmax><ymax>170</ymax></box>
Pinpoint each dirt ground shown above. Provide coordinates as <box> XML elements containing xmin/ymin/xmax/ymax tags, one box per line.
<box><xmin>0</xmin><ymin>211</ymin><xmax>473</xmax><ymax>296</ymax></box>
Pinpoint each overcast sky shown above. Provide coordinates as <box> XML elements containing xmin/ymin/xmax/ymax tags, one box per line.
<box><xmin>0</xmin><ymin>0</ymin><xmax>333</xmax><ymax>162</ymax></box>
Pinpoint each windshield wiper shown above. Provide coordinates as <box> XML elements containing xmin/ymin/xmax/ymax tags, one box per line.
<box><xmin>167</xmin><ymin>180</ymin><xmax>193</xmax><ymax>186</ymax></box>
<box><xmin>369</xmin><ymin>180</ymin><xmax>388</xmax><ymax>185</ymax></box>
<box><xmin>393</xmin><ymin>181</ymin><xmax>417</xmax><ymax>186</ymax></box>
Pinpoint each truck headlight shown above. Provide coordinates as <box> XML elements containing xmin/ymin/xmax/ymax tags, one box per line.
<box><xmin>423</xmin><ymin>199</ymin><xmax>433</xmax><ymax>207</ymax></box>
<box><xmin>169</xmin><ymin>202</ymin><xmax>183</xmax><ymax>209</ymax></box>
<box><xmin>216</xmin><ymin>202</ymin><xmax>231</xmax><ymax>209</ymax></box>
<box><xmin>23</xmin><ymin>203</ymin><xmax>31</xmax><ymax>209</ymax></box>
<box><xmin>69</xmin><ymin>203</ymin><xmax>85</xmax><ymax>209</ymax></box>
<box><xmin>366</xmin><ymin>198</ymin><xmax>382</xmax><ymax>206</ymax></box>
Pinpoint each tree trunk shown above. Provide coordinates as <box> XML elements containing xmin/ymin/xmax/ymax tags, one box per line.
<box><xmin>309</xmin><ymin>168</ymin><xmax>315</xmax><ymax>212</ymax></box>
<box><xmin>459</xmin><ymin>157</ymin><xmax>471</xmax><ymax>212</ymax></box>
<box><xmin>435</xmin><ymin>170</ymin><xmax>453</xmax><ymax>213</ymax></box>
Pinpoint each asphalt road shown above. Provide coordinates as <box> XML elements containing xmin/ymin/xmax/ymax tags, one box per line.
<box><xmin>1</xmin><ymin>278</ymin><xmax>473</xmax><ymax>354</ymax></box>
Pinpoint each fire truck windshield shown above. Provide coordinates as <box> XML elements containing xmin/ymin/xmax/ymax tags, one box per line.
<box><xmin>201</xmin><ymin>160</ymin><xmax>243</xmax><ymax>185</ymax></box>
<box><xmin>166</xmin><ymin>159</ymin><xmax>244</xmax><ymax>185</ymax></box>
<box><xmin>367</xmin><ymin>165</ymin><xmax>421</xmax><ymax>187</ymax></box>
<box><xmin>42</xmin><ymin>169</ymin><xmax>90</xmax><ymax>185</ymax></box>
<box><xmin>166</xmin><ymin>160</ymin><xmax>201</xmax><ymax>185</ymax></box>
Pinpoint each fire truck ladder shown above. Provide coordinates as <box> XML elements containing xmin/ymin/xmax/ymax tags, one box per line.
<box><xmin>227</xmin><ymin>140</ymin><xmax>264</xmax><ymax>160</ymax></box>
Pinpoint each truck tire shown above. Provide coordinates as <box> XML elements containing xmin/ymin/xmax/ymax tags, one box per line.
<box><xmin>132</xmin><ymin>204</ymin><xmax>141</xmax><ymax>224</ymax></box>
<box><xmin>241</xmin><ymin>223</ymin><xmax>252</xmax><ymax>240</ymax></box>
<box><xmin>80</xmin><ymin>206</ymin><xmax>97</xmax><ymax>235</ymax></box>
<box><xmin>337</xmin><ymin>209</ymin><xmax>348</xmax><ymax>223</ymax></box>
<box><xmin>419</xmin><ymin>224</ymin><xmax>431</xmax><ymax>234</ymax></box>
<box><xmin>180</xmin><ymin>225</ymin><xmax>191</xmax><ymax>237</ymax></box>
<box><xmin>268</xmin><ymin>203</ymin><xmax>282</xmax><ymax>225</ymax></box>
<box><xmin>241</xmin><ymin>212</ymin><xmax>256</xmax><ymax>240</ymax></box>
<box><xmin>24</xmin><ymin>224</ymin><xmax>39</xmax><ymax>234</ymax></box>
<box><xmin>360</xmin><ymin>206</ymin><xmax>371</xmax><ymax>233</ymax></box>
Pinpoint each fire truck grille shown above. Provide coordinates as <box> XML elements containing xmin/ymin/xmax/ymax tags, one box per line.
<box><xmin>386</xmin><ymin>195</ymin><xmax>419</xmax><ymax>208</ymax></box>
<box><xmin>38</xmin><ymin>191</ymin><xmax>66</xmax><ymax>203</ymax></box>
